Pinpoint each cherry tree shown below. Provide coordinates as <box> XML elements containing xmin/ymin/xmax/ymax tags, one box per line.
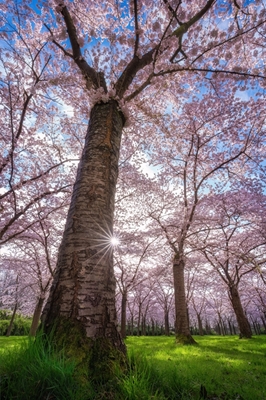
<box><xmin>187</xmin><ymin>260</ymin><xmax>213</xmax><ymax>335</ymax></box>
<box><xmin>1</xmin><ymin>0</ymin><xmax>266</xmax><ymax>376</ymax></box>
<box><xmin>0</xmin><ymin>261</ymin><xmax>36</xmax><ymax>326</ymax></box>
<box><xmin>146</xmin><ymin>86</ymin><xmax>266</xmax><ymax>342</ymax></box>
<box><xmin>12</xmin><ymin>210</ymin><xmax>64</xmax><ymax>335</ymax></box>
<box><xmin>152</xmin><ymin>266</ymin><xmax>174</xmax><ymax>335</ymax></box>
<box><xmin>0</xmin><ymin>5</ymin><xmax>82</xmax><ymax>247</ymax></box>
<box><xmin>249</xmin><ymin>275</ymin><xmax>266</xmax><ymax>332</ymax></box>
<box><xmin>199</xmin><ymin>189</ymin><xmax>266</xmax><ymax>338</ymax></box>
<box><xmin>115</xmin><ymin>233</ymin><xmax>158</xmax><ymax>337</ymax></box>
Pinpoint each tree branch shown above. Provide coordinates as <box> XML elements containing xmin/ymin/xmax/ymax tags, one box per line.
<box><xmin>57</xmin><ymin>5</ymin><xmax>101</xmax><ymax>90</ymax></box>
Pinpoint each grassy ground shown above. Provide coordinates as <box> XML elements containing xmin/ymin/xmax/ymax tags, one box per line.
<box><xmin>0</xmin><ymin>336</ymin><xmax>28</xmax><ymax>351</ymax></box>
<box><xmin>125</xmin><ymin>335</ymin><xmax>266</xmax><ymax>400</ymax></box>
<box><xmin>0</xmin><ymin>335</ymin><xmax>265</xmax><ymax>399</ymax></box>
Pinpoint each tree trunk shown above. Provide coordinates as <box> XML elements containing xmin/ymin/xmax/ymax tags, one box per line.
<box><xmin>197</xmin><ymin>312</ymin><xmax>204</xmax><ymax>336</ymax></box>
<box><xmin>130</xmin><ymin>314</ymin><xmax>134</xmax><ymax>335</ymax></box>
<box><xmin>229</xmin><ymin>284</ymin><xmax>252</xmax><ymax>339</ymax></box>
<box><xmin>151</xmin><ymin>318</ymin><xmax>155</xmax><ymax>336</ymax></box>
<box><xmin>29</xmin><ymin>296</ymin><xmax>45</xmax><ymax>336</ymax></box>
<box><xmin>141</xmin><ymin>315</ymin><xmax>146</xmax><ymax>335</ymax></box>
<box><xmin>137</xmin><ymin>304</ymin><xmax>141</xmax><ymax>336</ymax></box>
<box><xmin>261</xmin><ymin>315</ymin><xmax>266</xmax><ymax>331</ymax></box>
<box><xmin>41</xmin><ymin>100</ymin><xmax>126</xmax><ymax>380</ymax></box>
<box><xmin>205</xmin><ymin>320</ymin><xmax>211</xmax><ymax>335</ymax></box>
<box><xmin>120</xmin><ymin>291</ymin><xmax>127</xmax><ymax>338</ymax></box>
<box><xmin>6</xmin><ymin>303</ymin><xmax>17</xmax><ymax>337</ymax></box>
<box><xmin>216</xmin><ymin>321</ymin><xmax>221</xmax><ymax>335</ymax></box>
<box><xmin>222</xmin><ymin>320</ymin><xmax>228</xmax><ymax>335</ymax></box>
<box><xmin>164</xmin><ymin>306</ymin><xmax>170</xmax><ymax>336</ymax></box>
<box><xmin>228</xmin><ymin>319</ymin><xmax>233</xmax><ymax>335</ymax></box>
<box><xmin>173</xmin><ymin>254</ymin><xmax>196</xmax><ymax>344</ymax></box>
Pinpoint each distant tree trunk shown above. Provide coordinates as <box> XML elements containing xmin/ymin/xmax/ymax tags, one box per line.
<box><xmin>155</xmin><ymin>320</ymin><xmax>159</xmax><ymax>335</ymax></box>
<box><xmin>214</xmin><ymin>319</ymin><xmax>220</xmax><ymax>335</ymax></box>
<box><xmin>250</xmin><ymin>317</ymin><xmax>258</xmax><ymax>335</ymax></box>
<box><xmin>261</xmin><ymin>315</ymin><xmax>266</xmax><ymax>331</ymax></box>
<box><xmin>120</xmin><ymin>290</ymin><xmax>127</xmax><ymax>338</ymax></box>
<box><xmin>164</xmin><ymin>306</ymin><xmax>170</xmax><ymax>336</ymax></box>
<box><xmin>228</xmin><ymin>284</ymin><xmax>252</xmax><ymax>339</ymax></box>
<box><xmin>137</xmin><ymin>304</ymin><xmax>141</xmax><ymax>336</ymax></box>
<box><xmin>29</xmin><ymin>296</ymin><xmax>45</xmax><ymax>336</ymax></box>
<box><xmin>41</xmin><ymin>100</ymin><xmax>126</xmax><ymax>379</ymax></box>
<box><xmin>228</xmin><ymin>319</ymin><xmax>233</xmax><ymax>335</ymax></box>
<box><xmin>197</xmin><ymin>312</ymin><xmax>204</xmax><ymax>336</ymax></box>
<box><xmin>173</xmin><ymin>254</ymin><xmax>196</xmax><ymax>344</ymax></box>
<box><xmin>141</xmin><ymin>314</ymin><xmax>146</xmax><ymax>335</ymax></box>
<box><xmin>205</xmin><ymin>320</ymin><xmax>211</xmax><ymax>335</ymax></box>
<box><xmin>222</xmin><ymin>320</ymin><xmax>228</xmax><ymax>335</ymax></box>
<box><xmin>6</xmin><ymin>302</ymin><xmax>17</xmax><ymax>337</ymax></box>
<box><xmin>151</xmin><ymin>318</ymin><xmax>155</xmax><ymax>336</ymax></box>
<box><xmin>130</xmin><ymin>315</ymin><xmax>134</xmax><ymax>335</ymax></box>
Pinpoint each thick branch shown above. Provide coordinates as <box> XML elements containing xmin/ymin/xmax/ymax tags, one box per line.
<box><xmin>0</xmin><ymin>184</ymin><xmax>71</xmax><ymax>243</ymax></box>
<box><xmin>118</xmin><ymin>0</ymin><xmax>216</xmax><ymax>99</ymax></box>
<box><xmin>133</xmin><ymin>0</ymin><xmax>140</xmax><ymax>57</ymax></box>
<box><xmin>59</xmin><ymin>6</ymin><xmax>101</xmax><ymax>90</ymax></box>
<box><xmin>172</xmin><ymin>0</ymin><xmax>216</xmax><ymax>38</ymax></box>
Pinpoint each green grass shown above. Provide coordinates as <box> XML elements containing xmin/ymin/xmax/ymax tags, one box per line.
<box><xmin>0</xmin><ymin>334</ymin><xmax>95</xmax><ymax>400</ymax></box>
<box><xmin>0</xmin><ymin>336</ymin><xmax>28</xmax><ymax>352</ymax></box>
<box><xmin>0</xmin><ymin>335</ymin><xmax>265</xmax><ymax>399</ymax></box>
<box><xmin>125</xmin><ymin>335</ymin><xmax>266</xmax><ymax>400</ymax></box>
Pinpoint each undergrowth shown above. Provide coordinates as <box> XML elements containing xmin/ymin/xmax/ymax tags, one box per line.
<box><xmin>0</xmin><ymin>335</ymin><xmax>265</xmax><ymax>399</ymax></box>
<box><xmin>0</xmin><ymin>334</ymin><xmax>94</xmax><ymax>400</ymax></box>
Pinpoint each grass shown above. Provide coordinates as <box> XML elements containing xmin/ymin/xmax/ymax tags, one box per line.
<box><xmin>125</xmin><ymin>335</ymin><xmax>266</xmax><ymax>400</ymax></box>
<box><xmin>0</xmin><ymin>336</ymin><xmax>28</xmax><ymax>351</ymax></box>
<box><xmin>0</xmin><ymin>335</ymin><xmax>265</xmax><ymax>399</ymax></box>
<box><xmin>0</xmin><ymin>334</ymin><xmax>95</xmax><ymax>400</ymax></box>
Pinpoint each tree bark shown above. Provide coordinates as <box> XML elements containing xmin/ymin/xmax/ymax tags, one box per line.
<box><xmin>173</xmin><ymin>254</ymin><xmax>196</xmax><ymax>344</ymax></box>
<box><xmin>228</xmin><ymin>319</ymin><xmax>233</xmax><ymax>335</ymax></box>
<box><xmin>151</xmin><ymin>318</ymin><xmax>155</xmax><ymax>336</ymax></box>
<box><xmin>6</xmin><ymin>303</ymin><xmax>17</xmax><ymax>337</ymax></box>
<box><xmin>261</xmin><ymin>315</ymin><xmax>266</xmax><ymax>331</ymax></box>
<box><xmin>164</xmin><ymin>306</ymin><xmax>170</xmax><ymax>336</ymax></box>
<box><xmin>41</xmin><ymin>100</ymin><xmax>126</xmax><ymax>379</ymax></box>
<box><xmin>197</xmin><ymin>312</ymin><xmax>204</xmax><ymax>336</ymax></box>
<box><xmin>29</xmin><ymin>296</ymin><xmax>45</xmax><ymax>336</ymax></box>
<box><xmin>229</xmin><ymin>284</ymin><xmax>252</xmax><ymax>339</ymax></box>
<box><xmin>120</xmin><ymin>291</ymin><xmax>127</xmax><ymax>338</ymax></box>
<box><xmin>137</xmin><ymin>304</ymin><xmax>141</xmax><ymax>336</ymax></box>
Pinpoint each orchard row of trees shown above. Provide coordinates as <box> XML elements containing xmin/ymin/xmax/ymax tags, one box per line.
<box><xmin>1</xmin><ymin>0</ymin><xmax>266</xmax><ymax>378</ymax></box>
<box><xmin>1</xmin><ymin>87</ymin><xmax>266</xmax><ymax>339</ymax></box>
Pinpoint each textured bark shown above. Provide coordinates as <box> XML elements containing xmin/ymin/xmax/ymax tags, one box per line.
<box><xmin>6</xmin><ymin>303</ymin><xmax>17</xmax><ymax>337</ymax></box>
<box><xmin>229</xmin><ymin>284</ymin><xmax>252</xmax><ymax>338</ymax></box>
<box><xmin>137</xmin><ymin>304</ymin><xmax>141</xmax><ymax>336</ymax></box>
<box><xmin>197</xmin><ymin>312</ymin><xmax>204</xmax><ymax>336</ymax></box>
<box><xmin>228</xmin><ymin>319</ymin><xmax>233</xmax><ymax>335</ymax></box>
<box><xmin>120</xmin><ymin>291</ymin><xmax>127</xmax><ymax>338</ymax></box>
<box><xmin>41</xmin><ymin>100</ymin><xmax>126</xmax><ymax>354</ymax></box>
<box><xmin>151</xmin><ymin>318</ymin><xmax>155</xmax><ymax>336</ymax></box>
<box><xmin>164</xmin><ymin>307</ymin><xmax>170</xmax><ymax>336</ymax></box>
<box><xmin>261</xmin><ymin>315</ymin><xmax>266</xmax><ymax>331</ymax></box>
<box><xmin>29</xmin><ymin>296</ymin><xmax>45</xmax><ymax>336</ymax></box>
<box><xmin>173</xmin><ymin>254</ymin><xmax>196</xmax><ymax>344</ymax></box>
<box><xmin>205</xmin><ymin>320</ymin><xmax>211</xmax><ymax>335</ymax></box>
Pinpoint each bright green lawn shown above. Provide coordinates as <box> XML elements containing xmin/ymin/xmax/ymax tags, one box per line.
<box><xmin>0</xmin><ymin>336</ymin><xmax>28</xmax><ymax>352</ymax></box>
<box><xmin>126</xmin><ymin>335</ymin><xmax>266</xmax><ymax>400</ymax></box>
<box><xmin>1</xmin><ymin>335</ymin><xmax>265</xmax><ymax>399</ymax></box>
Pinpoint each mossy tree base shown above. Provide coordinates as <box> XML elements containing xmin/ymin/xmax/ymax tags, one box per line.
<box><xmin>239</xmin><ymin>333</ymin><xmax>252</xmax><ymax>339</ymax></box>
<box><xmin>43</xmin><ymin>318</ymin><xmax>127</xmax><ymax>386</ymax></box>
<box><xmin>175</xmin><ymin>334</ymin><xmax>197</xmax><ymax>345</ymax></box>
